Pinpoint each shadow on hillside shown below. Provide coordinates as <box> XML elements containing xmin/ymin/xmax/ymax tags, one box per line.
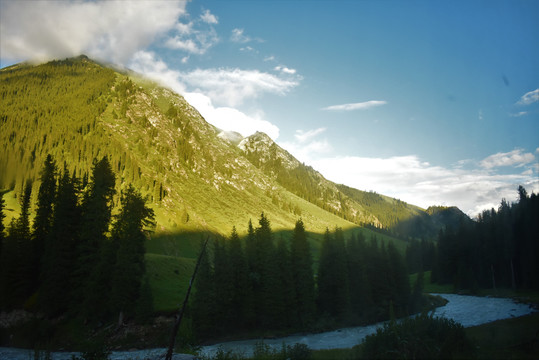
<box><xmin>146</xmin><ymin>225</ymin><xmax>407</xmax><ymax>261</ymax></box>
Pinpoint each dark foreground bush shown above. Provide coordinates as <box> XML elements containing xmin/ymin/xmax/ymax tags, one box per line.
<box><xmin>360</xmin><ymin>313</ymin><xmax>475</xmax><ymax>359</ymax></box>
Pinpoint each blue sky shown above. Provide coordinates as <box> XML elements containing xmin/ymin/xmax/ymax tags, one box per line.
<box><xmin>1</xmin><ymin>0</ymin><xmax>538</xmax><ymax>215</ymax></box>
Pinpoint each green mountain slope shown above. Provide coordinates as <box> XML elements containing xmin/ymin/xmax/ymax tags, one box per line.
<box><xmin>0</xmin><ymin>56</ymin><xmax>358</xmax><ymax>237</ymax></box>
<box><xmin>0</xmin><ymin>56</ymin><xmax>465</xmax><ymax>244</ymax></box>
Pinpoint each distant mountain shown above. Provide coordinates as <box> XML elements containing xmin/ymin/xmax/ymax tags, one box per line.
<box><xmin>0</xmin><ymin>56</ymin><xmax>467</xmax><ymax>238</ymax></box>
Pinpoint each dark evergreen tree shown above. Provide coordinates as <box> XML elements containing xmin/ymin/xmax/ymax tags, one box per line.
<box><xmin>274</xmin><ymin>236</ymin><xmax>296</xmax><ymax>329</ymax></box>
<box><xmin>346</xmin><ymin>232</ymin><xmax>372</xmax><ymax>323</ymax></box>
<box><xmin>109</xmin><ymin>185</ymin><xmax>155</xmax><ymax>323</ymax></box>
<box><xmin>76</xmin><ymin>157</ymin><xmax>115</xmax><ymax>306</ymax></box>
<box><xmin>254</xmin><ymin>213</ymin><xmax>280</xmax><ymax>329</ymax></box>
<box><xmin>226</xmin><ymin>226</ymin><xmax>253</xmax><ymax>330</ymax></box>
<box><xmin>387</xmin><ymin>241</ymin><xmax>411</xmax><ymax>317</ymax></box>
<box><xmin>39</xmin><ymin>169</ymin><xmax>81</xmax><ymax>316</ymax></box>
<box><xmin>212</xmin><ymin>237</ymin><xmax>233</xmax><ymax>333</ymax></box>
<box><xmin>435</xmin><ymin>186</ymin><xmax>539</xmax><ymax>292</ymax></box>
<box><xmin>317</xmin><ymin>228</ymin><xmax>350</xmax><ymax>320</ymax></box>
<box><xmin>32</xmin><ymin>155</ymin><xmax>57</xmax><ymax>290</ymax></box>
<box><xmin>0</xmin><ymin>195</ymin><xmax>5</xmax><ymax>258</ymax></box>
<box><xmin>290</xmin><ymin>219</ymin><xmax>315</xmax><ymax>329</ymax></box>
<box><xmin>3</xmin><ymin>181</ymin><xmax>34</xmax><ymax>307</ymax></box>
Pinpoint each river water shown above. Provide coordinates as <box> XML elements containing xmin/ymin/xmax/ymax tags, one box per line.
<box><xmin>1</xmin><ymin>293</ymin><xmax>536</xmax><ymax>359</ymax></box>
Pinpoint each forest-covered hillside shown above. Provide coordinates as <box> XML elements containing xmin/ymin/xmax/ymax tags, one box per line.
<box><xmin>0</xmin><ymin>56</ymin><xmax>464</xmax><ymax>239</ymax></box>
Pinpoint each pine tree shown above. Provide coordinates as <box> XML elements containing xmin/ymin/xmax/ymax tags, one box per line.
<box><xmin>0</xmin><ymin>195</ymin><xmax>5</xmax><ymax>258</ymax></box>
<box><xmin>212</xmin><ymin>237</ymin><xmax>233</xmax><ymax>333</ymax></box>
<box><xmin>226</xmin><ymin>226</ymin><xmax>253</xmax><ymax>330</ymax></box>
<box><xmin>32</xmin><ymin>155</ymin><xmax>57</xmax><ymax>289</ymax></box>
<box><xmin>39</xmin><ymin>169</ymin><xmax>81</xmax><ymax>316</ymax></box>
<box><xmin>109</xmin><ymin>185</ymin><xmax>155</xmax><ymax>323</ymax></box>
<box><xmin>387</xmin><ymin>241</ymin><xmax>410</xmax><ymax>317</ymax></box>
<box><xmin>76</xmin><ymin>157</ymin><xmax>116</xmax><ymax>307</ymax></box>
<box><xmin>317</xmin><ymin>228</ymin><xmax>350</xmax><ymax>320</ymax></box>
<box><xmin>290</xmin><ymin>219</ymin><xmax>315</xmax><ymax>329</ymax></box>
<box><xmin>254</xmin><ymin>213</ymin><xmax>280</xmax><ymax>329</ymax></box>
<box><xmin>274</xmin><ymin>237</ymin><xmax>296</xmax><ymax>329</ymax></box>
<box><xmin>347</xmin><ymin>232</ymin><xmax>372</xmax><ymax>323</ymax></box>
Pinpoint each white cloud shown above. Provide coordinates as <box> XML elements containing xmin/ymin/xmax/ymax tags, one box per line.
<box><xmin>278</xmin><ymin>128</ymin><xmax>332</xmax><ymax>164</ymax></box>
<box><xmin>175</xmin><ymin>21</ymin><xmax>193</xmax><ymax>35</ymax></box>
<box><xmin>517</xmin><ymin>88</ymin><xmax>539</xmax><ymax>105</ymax></box>
<box><xmin>0</xmin><ymin>0</ymin><xmax>186</xmax><ymax>64</ymax></box>
<box><xmin>164</xmin><ymin>26</ymin><xmax>218</xmax><ymax>55</ymax></box>
<box><xmin>309</xmin><ymin>154</ymin><xmax>539</xmax><ymax>216</ymax></box>
<box><xmin>322</xmin><ymin>100</ymin><xmax>387</xmax><ymax>111</ymax></box>
<box><xmin>480</xmin><ymin>149</ymin><xmax>535</xmax><ymax>169</ymax></box>
<box><xmin>177</xmin><ymin>68</ymin><xmax>300</xmax><ymax>107</ymax></box>
<box><xmin>294</xmin><ymin>128</ymin><xmax>327</xmax><ymax>143</ymax></box>
<box><xmin>184</xmin><ymin>93</ymin><xmax>279</xmax><ymax>139</ymax></box>
<box><xmin>231</xmin><ymin>28</ymin><xmax>250</xmax><ymax>43</ymax></box>
<box><xmin>279</xmin><ymin>139</ymin><xmax>333</xmax><ymax>164</ymax></box>
<box><xmin>200</xmin><ymin>9</ymin><xmax>218</xmax><ymax>24</ymax></box>
<box><xmin>129</xmin><ymin>51</ymin><xmax>187</xmax><ymax>94</ymax></box>
<box><xmin>510</xmin><ymin>111</ymin><xmax>528</xmax><ymax>117</ymax></box>
<box><xmin>275</xmin><ymin>65</ymin><xmax>297</xmax><ymax>74</ymax></box>
<box><xmin>129</xmin><ymin>51</ymin><xmax>281</xmax><ymax>139</ymax></box>
<box><xmin>230</xmin><ymin>28</ymin><xmax>263</xmax><ymax>43</ymax></box>
<box><xmin>264</xmin><ymin>55</ymin><xmax>276</xmax><ymax>62</ymax></box>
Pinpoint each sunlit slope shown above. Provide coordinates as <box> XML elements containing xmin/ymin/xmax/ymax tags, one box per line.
<box><xmin>0</xmin><ymin>56</ymin><xmax>360</xmax><ymax>235</ymax></box>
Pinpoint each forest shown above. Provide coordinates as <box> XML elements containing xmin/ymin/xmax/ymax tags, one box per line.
<box><xmin>190</xmin><ymin>215</ymin><xmax>424</xmax><ymax>342</ymax></box>
<box><xmin>433</xmin><ymin>186</ymin><xmax>539</xmax><ymax>292</ymax></box>
<box><xmin>0</xmin><ymin>155</ymin><xmax>155</xmax><ymax>325</ymax></box>
<box><xmin>0</xmin><ymin>155</ymin><xmax>538</xmax><ymax>360</ymax></box>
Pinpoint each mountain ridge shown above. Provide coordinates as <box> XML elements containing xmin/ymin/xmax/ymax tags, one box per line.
<box><xmin>0</xmin><ymin>56</ymin><xmax>467</xmax><ymax>238</ymax></box>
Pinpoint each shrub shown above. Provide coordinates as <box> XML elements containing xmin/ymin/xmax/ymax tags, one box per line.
<box><xmin>359</xmin><ymin>313</ymin><xmax>475</xmax><ymax>359</ymax></box>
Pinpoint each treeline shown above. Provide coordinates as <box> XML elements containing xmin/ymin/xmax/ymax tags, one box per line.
<box><xmin>433</xmin><ymin>186</ymin><xmax>539</xmax><ymax>291</ymax></box>
<box><xmin>191</xmin><ymin>215</ymin><xmax>422</xmax><ymax>341</ymax></box>
<box><xmin>0</xmin><ymin>155</ymin><xmax>155</xmax><ymax>324</ymax></box>
<box><xmin>0</xmin><ymin>57</ymin><xmax>177</xmax><ymax>210</ymax></box>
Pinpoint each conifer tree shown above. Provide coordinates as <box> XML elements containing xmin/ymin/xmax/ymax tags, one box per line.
<box><xmin>110</xmin><ymin>185</ymin><xmax>155</xmax><ymax>323</ymax></box>
<box><xmin>387</xmin><ymin>241</ymin><xmax>410</xmax><ymax>317</ymax></box>
<box><xmin>76</xmin><ymin>156</ymin><xmax>115</xmax><ymax>305</ymax></box>
<box><xmin>274</xmin><ymin>237</ymin><xmax>296</xmax><ymax>329</ymax></box>
<box><xmin>7</xmin><ymin>181</ymin><xmax>34</xmax><ymax>306</ymax></box>
<box><xmin>290</xmin><ymin>219</ymin><xmax>315</xmax><ymax>329</ymax></box>
<box><xmin>347</xmin><ymin>232</ymin><xmax>372</xmax><ymax>322</ymax></box>
<box><xmin>40</xmin><ymin>169</ymin><xmax>81</xmax><ymax>316</ymax></box>
<box><xmin>317</xmin><ymin>228</ymin><xmax>350</xmax><ymax>320</ymax></box>
<box><xmin>0</xmin><ymin>195</ymin><xmax>5</xmax><ymax>258</ymax></box>
<box><xmin>32</xmin><ymin>155</ymin><xmax>57</xmax><ymax>289</ymax></box>
<box><xmin>212</xmin><ymin>237</ymin><xmax>233</xmax><ymax>333</ymax></box>
<box><xmin>254</xmin><ymin>213</ymin><xmax>280</xmax><ymax>329</ymax></box>
<box><xmin>226</xmin><ymin>226</ymin><xmax>253</xmax><ymax>330</ymax></box>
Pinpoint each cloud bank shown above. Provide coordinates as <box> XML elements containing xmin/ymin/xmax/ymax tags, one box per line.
<box><xmin>0</xmin><ymin>0</ymin><xmax>186</xmax><ymax>64</ymax></box>
<box><xmin>129</xmin><ymin>51</ymin><xmax>288</xmax><ymax>139</ymax></box>
<box><xmin>279</xmin><ymin>129</ymin><xmax>539</xmax><ymax>216</ymax></box>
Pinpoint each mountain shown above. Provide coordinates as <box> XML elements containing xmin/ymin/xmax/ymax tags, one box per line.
<box><xmin>0</xmin><ymin>56</ymin><xmax>466</xmax><ymax>240</ymax></box>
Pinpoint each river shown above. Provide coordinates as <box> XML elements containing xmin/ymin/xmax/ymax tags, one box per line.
<box><xmin>1</xmin><ymin>293</ymin><xmax>536</xmax><ymax>359</ymax></box>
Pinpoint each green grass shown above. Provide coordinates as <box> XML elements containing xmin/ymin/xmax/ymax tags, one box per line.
<box><xmin>409</xmin><ymin>271</ymin><xmax>454</xmax><ymax>294</ymax></box>
<box><xmin>145</xmin><ymin>253</ymin><xmax>195</xmax><ymax>313</ymax></box>
<box><xmin>1</xmin><ymin>189</ymin><xmax>22</xmax><ymax>227</ymax></box>
<box><xmin>312</xmin><ymin>347</ymin><xmax>355</xmax><ymax>359</ymax></box>
<box><xmin>465</xmin><ymin>312</ymin><xmax>539</xmax><ymax>359</ymax></box>
<box><xmin>310</xmin><ymin>312</ymin><xmax>539</xmax><ymax>360</ymax></box>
